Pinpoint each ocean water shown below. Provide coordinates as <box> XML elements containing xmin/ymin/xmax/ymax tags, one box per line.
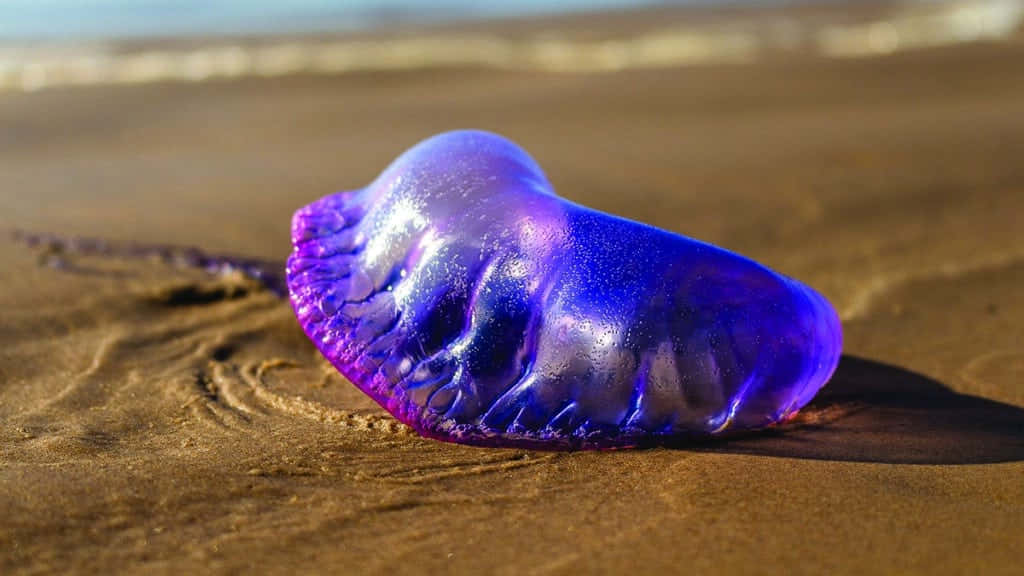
<box><xmin>2</xmin><ymin>0</ymin><xmax>1019</xmax><ymax>93</ymax></box>
<box><xmin>0</xmin><ymin>0</ymin><xmax>671</xmax><ymax>40</ymax></box>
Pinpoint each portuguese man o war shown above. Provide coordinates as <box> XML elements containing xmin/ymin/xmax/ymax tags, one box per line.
<box><xmin>288</xmin><ymin>130</ymin><xmax>843</xmax><ymax>449</ymax></box>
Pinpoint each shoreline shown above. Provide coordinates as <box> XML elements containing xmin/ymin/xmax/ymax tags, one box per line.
<box><xmin>2</xmin><ymin>0</ymin><xmax>1021</xmax><ymax>93</ymax></box>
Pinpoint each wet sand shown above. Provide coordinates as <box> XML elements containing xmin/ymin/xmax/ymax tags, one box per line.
<box><xmin>2</xmin><ymin>9</ymin><xmax>1024</xmax><ymax>575</ymax></box>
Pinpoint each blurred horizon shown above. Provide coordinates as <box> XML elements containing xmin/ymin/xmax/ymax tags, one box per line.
<box><xmin>4</xmin><ymin>0</ymin><xmax>680</xmax><ymax>41</ymax></box>
<box><xmin>1</xmin><ymin>0</ymin><xmax>1020</xmax><ymax>94</ymax></box>
<box><xmin>0</xmin><ymin>0</ymin><xmax>960</xmax><ymax>41</ymax></box>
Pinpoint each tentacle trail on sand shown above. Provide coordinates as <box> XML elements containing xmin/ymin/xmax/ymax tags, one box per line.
<box><xmin>11</xmin><ymin>229</ymin><xmax>287</xmax><ymax>296</ymax></box>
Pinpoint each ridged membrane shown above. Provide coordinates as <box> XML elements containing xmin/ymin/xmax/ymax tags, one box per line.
<box><xmin>287</xmin><ymin>130</ymin><xmax>842</xmax><ymax>449</ymax></box>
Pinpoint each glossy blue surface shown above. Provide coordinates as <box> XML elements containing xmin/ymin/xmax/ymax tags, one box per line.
<box><xmin>287</xmin><ymin>130</ymin><xmax>842</xmax><ymax>449</ymax></box>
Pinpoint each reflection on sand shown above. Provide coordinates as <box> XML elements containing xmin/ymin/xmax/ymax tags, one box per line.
<box><xmin>1</xmin><ymin>0</ymin><xmax>1021</xmax><ymax>92</ymax></box>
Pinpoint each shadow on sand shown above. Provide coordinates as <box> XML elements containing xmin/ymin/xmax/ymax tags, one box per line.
<box><xmin>684</xmin><ymin>355</ymin><xmax>1024</xmax><ymax>464</ymax></box>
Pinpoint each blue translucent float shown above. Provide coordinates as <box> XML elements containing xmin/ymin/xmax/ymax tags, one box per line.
<box><xmin>287</xmin><ymin>130</ymin><xmax>842</xmax><ymax>449</ymax></box>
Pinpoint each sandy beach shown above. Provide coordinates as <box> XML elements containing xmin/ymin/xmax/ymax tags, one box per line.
<box><xmin>1</xmin><ymin>2</ymin><xmax>1023</xmax><ymax>574</ymax></box>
